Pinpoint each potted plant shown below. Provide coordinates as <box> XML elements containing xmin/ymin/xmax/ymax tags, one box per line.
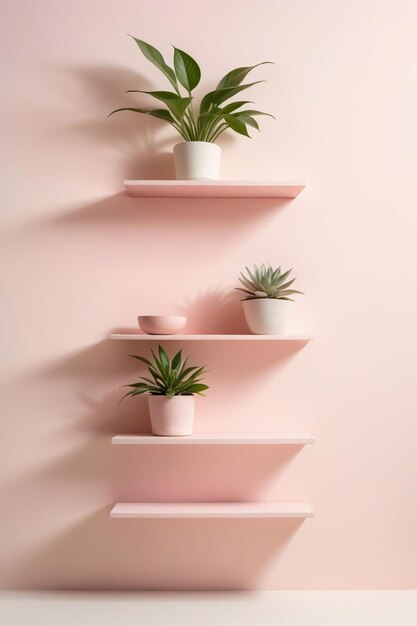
<box><xmin>109</xmin><ymin>37</ymin><xmax>274</xmax><ymax>180</ymax></box>
<box><xmin>120</xmin><ymin>345</ymin><xmax>208</xmax><ymax>436</ymax></box>
<box><xmin>236</xmin><ymin>264</ymin><xmax>303</xmax><ymax>335</ymax></box>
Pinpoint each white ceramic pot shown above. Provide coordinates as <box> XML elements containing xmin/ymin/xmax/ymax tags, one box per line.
<box><xmin>148</xmin><ymin>395</ymin><xmax>195</xmax><ymax>436</ymax></box>
<box><xmin>243</xmin><ymin>299</ymin><xmax>294</xmax><ymax>335</ymax></box>
<box><xmin>173</xmin><ymin>141</ymin><xmax>221</xmax><ymax>180</ymax></box>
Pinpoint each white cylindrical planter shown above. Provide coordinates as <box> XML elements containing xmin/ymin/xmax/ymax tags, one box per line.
<box><xmin>243</xmin><ymin>299</ymin><xmax>294</xmax><ymax>335</ymax></box>
<box><xmin>148</xmin><ymin>395</ymin><xmax>195</xmax><ymax>436</ymax></box>
<box><xmin>173</xmin><ymin>141</ymin><xmax>221</xmax><ymax>180</ymax></box>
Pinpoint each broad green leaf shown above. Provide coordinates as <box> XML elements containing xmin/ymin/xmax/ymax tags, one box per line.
<box><xmin>237</xmin><ymin>114</ymin><xmax>259</xmax><ymax>130</ymax></box>
<box><xmin>173</xmin><ymin>46</ymin><xmax>201</xmax><ymax>92</ymax></box>
<box><xmin>129</xmin><ymin>36</ymin><xmax>178</xmax><ymax>92</ymax></box>
<box><xmin>235</xmin><ymin>109</ymin><xmax>275</xmax><ymax>118</ymax></box>
<box><xmin>216</xmin><ymin>62</ymin><xmax>273</xmax><ymax>90</ymax></box>
<box><xmin>108</xmin><ymin>107</ymin><xmax>178</xmax><ymax>126</ymax></box>
<box><xmin>200</xmin><ymin>82</ymin><xmax>264</xmax><ymax>115</ymax></box>
<box><xmin>217</xmin><ymin>100</ymin><xmax>253</xmax><ymax>114</ymax></box>
<box><xmin>224</xmin><ymin>114</ymin><xmax>250</xmax><ymax>137</ymax></box>
<box><xmin>125</xmin><ymin>90</ymin><xmax>192</xmax><ymax>119</ymax></box>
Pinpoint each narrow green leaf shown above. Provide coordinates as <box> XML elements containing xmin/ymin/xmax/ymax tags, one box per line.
<box><xmin>158</xmin><ymin>345</ymin><xmax>170</xmax><ymax>374</ymax></box>
<box><xmin>185</xmin><ymin>383</ymin><xmax>209</xmax><ymax>395</ymax></box>
<box><xmin>173</xmin><ymin>46</ymin><xmax>201</xmax><ymax>92</ymax></box>
<box><xmin>151</xmin><ymin>348</ymin><xmax>165</xmax><ymax>377</ymax></box>
<box><xmin>140</xmin><ymin>377</ymin><xmax>166</xmax><ymax>391</ymax></box>
<box><xmin>129</xmin><ymin>354</ymin><xmax>153</xmax><ymax>367</ymax></box>
<box><xmin>171</xmin><ymin>350</ymin><xmax>183</xmax><ymax>371</ymax></box>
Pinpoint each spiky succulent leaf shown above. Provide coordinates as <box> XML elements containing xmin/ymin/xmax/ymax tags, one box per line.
<box><xmin>236</xmin><ymin>264</ymin><xmax>303</xmax><ymax>300</ymax></box>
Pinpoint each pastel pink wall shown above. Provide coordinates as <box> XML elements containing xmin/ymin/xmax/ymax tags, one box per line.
<box><xmin>1</xmin><ymin>0</ymin><xmax>417</xmax><ymax>590</ymax></box>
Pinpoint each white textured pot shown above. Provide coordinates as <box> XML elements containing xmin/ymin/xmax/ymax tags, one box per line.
<box><xmin>173</xmin><ymin>141</ymin><xmax>221</xmax><ymax>180</ymax></box>
<box><xmin>243</xmin><ymin>299</ymin><xmax>294</xmax><ymax>335</ymax></box>
<box><xmin>148</xmin><ymin>395</ymin><xmax>195</xmax><ymax>436</ymax></box>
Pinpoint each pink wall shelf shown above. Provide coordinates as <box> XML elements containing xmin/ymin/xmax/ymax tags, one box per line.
<box><xmin>110</xmin><ymin>333</ymin><xmax>313</xmax><ymax>341</ymax></box>
<box><xmin>110</xmin><ymin>502</ymin><xmax>314</xmax><ymax>519</ymax></box>
<box><xmin>112</xmin><ymin>433</ymin><xmax>315</xmax><ymax>445</ymax></box>
<box><xmin>124</xmin><ymin>180</ymin><xmax>305</xmax><ymax>198</ymax></box>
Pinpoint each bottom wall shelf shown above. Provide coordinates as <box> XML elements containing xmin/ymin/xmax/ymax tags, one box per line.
<box><xmin>110</xmin><ymin>502</ymin><xmax>314</xmax><ymax>519</ymax></box>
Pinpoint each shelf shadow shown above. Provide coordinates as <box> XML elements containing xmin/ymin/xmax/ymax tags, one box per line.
<box><xmin>7</xmin><ymin>507</ymin><xmax>306</xmax><ymax>590</ymax></box>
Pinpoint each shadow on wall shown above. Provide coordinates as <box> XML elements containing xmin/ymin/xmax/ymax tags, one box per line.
<box><xmin>1</xmin><ymin>337</ymin><xmax>310</xmax><ymax>589</ymax></box>
<box><xmin>57</xmin><ymin>65</ymin><xmax>175</xmax><ymax>180</ymax></box>
<box><xmin>8</xmin><ymin>507</ymin><xmax>305</xmax><ymax>590</ymax></box>
<box><xmin>1</xmin><ymin>63</ymin><xmax>310</xmax><ymax>590</ymax></box>
<box><xmin>7</xmin><ymin>337</ymin><xmax>308</xmax><ymax>437</ymax></box>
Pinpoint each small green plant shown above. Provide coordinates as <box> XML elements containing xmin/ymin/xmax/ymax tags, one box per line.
<box><xmin>109</xmin><ymin>37</ymin><xmax>274</xmax><ymax>142</ymax></box>
<box><xmin>236</xmin><ymin>263</ymin><xmax>303</xmax><ymax>300</ymax></box>
<box><xmin>120</xmin><ymin>345</ymin><xmax>209</xmax><ymax>401</ymax></box>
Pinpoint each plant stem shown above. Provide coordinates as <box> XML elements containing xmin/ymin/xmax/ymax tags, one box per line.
<box><xmin>204</xmin><ymin>115</ymin><xmax>222</xmax><ymax>142</ymax></box>
<box><xmin>209</xmin><ymin>122</ymin><xmax>228</xmax><ymax>142</ymax></box>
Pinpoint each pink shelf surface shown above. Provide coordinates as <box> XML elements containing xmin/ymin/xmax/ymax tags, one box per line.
<box><xmin>110</xmin><ymin>502</ymin><xmax>314</xmax><ymax>519</ymax></box>
<box><xmin>110</xmin><ymin>333</ymin><xmax>313</xmax><ymax>341</ymax></box>
<box><xmin>124</xmin><ymin>180</ymin><xmax>305</xmax><ymax>198</ymax></box>
<box><xmin>112</xmin><ymin>433</ymin><xmax>315</xmax><ymax>445</ymax></box>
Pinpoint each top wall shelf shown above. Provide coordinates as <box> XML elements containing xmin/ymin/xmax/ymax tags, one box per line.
<box><xmin>124</xmin><ymin>180</ymin><xmax>306</xmax><ymax>199</ymax></box>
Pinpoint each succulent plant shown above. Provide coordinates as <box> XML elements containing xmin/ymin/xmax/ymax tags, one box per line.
<box><xmin>236</xmin><ymin>263</ymin><xmax>303</xmax><ymax>300</ymax></box>
<box><xmin>120</xmin><ymin>345</ymin><xmax>209</xmax><ymax>401</ymax></box>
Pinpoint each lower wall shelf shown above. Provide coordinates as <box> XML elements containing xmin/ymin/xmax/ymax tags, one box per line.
<box><xmin>110</xmin><ymin>502</ymin><xmax>314</xmax><ymax>519</ymax></box>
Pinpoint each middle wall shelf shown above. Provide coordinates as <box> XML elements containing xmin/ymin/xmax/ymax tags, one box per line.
<box><xmin>110</xmin><ymin>333</ymin><xmax>313</xmax><ymax>341</ymax></box>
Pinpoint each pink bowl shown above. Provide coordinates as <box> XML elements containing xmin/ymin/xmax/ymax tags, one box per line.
<box><xmin>138</xmin><ymin>315</ymin><xmax>187</xmax><ymax>335</ymax></box>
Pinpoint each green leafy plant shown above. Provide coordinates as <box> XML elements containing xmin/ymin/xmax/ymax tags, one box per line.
<box><xmin>120</xmin><ymin>345</ymin><xmax>209</xmax><ymax>401</ymax></box>
<box><xmin>236</xmin><ymin>263</ymin><xmax>303</xmax><ymax>301</ymax></box>
<box><xmin>109</xmin><ymin>37</ymin><xmax>274</xmax><ymax>142</ymax></box>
